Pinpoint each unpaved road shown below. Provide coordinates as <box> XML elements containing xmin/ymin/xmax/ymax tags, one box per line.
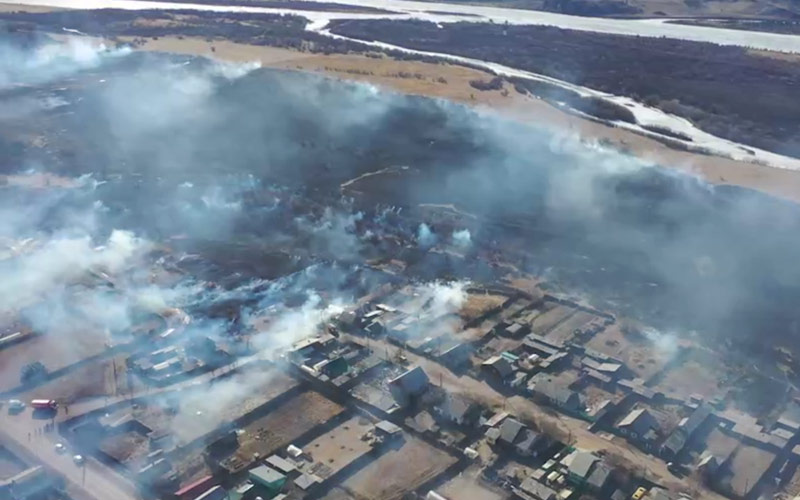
<box><xmin>346</xmin><ymin>334</ymin><xmax>728</xmax><ymax>500</ymax></box>
<box><xmin>0</xmin><ymin>407</ymin><xmax>140</xmax><ymax>500</ymax></box>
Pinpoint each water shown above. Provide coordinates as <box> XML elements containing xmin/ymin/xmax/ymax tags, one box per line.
<box><xmin>8</xmin><ymin>0</ymin><xmax>800</xmax><ymax>53</ymax></box>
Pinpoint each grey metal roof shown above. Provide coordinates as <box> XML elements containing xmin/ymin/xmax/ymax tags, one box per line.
<box><xmin>499</xmin><ymin>417</ymin><xmax>525</xmax><ymax>444</ymax></box>
<box><xmin>249</xmin><ymin>465</ymin><xmax>285</xmax><ymax>485</ymax></box>
<box><xmin>375</xmin><ymin>420</ymin><xmax>402</xmax><ymax>435</ymax></box>
<box><xmin>519</xmin><ymin>477</ymin><xmax>557</xmax><ymax>500</ymax></box>
<box><xmin>567</xmin><ymin>451</ymin><xmax>599</xmax><ymax>478</ymax></box>
<box><xmin>389</xmin><ymin>366</ymin><xmax>430</xmax><ymax>395</ymax></box>
<box><xmin>587</xmin><ymin>463</ymin><xmax>612</xmax><ymax>489</ymax></box>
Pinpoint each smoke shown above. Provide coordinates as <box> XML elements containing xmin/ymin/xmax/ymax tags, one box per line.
<box><xmin>451</xmin><ymin>228</ymin><xmax>472</xmax><ymax>248</ymax></box>
<box><xmin>1</xmin><ymin>29</ymin><xmax>800</xmax><ymax>429</ymax></box>
<box><xmin>417</xmin><ymin>223</ymin><xmax>437</xmax><ymax>248</ymax></box>
<box><xmin>0</xmin><ymin>36</ymin><xmax>130</xmax><ymax>90</ymax></box>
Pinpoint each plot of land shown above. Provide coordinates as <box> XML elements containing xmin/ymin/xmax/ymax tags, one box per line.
<box><xmin>230</xmin><ymin>391</ymin><xmax>345</xmax><ymax>467</ymax></box>
<box><xmin>530</xmin><ymin>305</ymin><xmax>576</xmax><ymax>336</ymax></box>
<box><xmin>304</xmin><ymin>415</ymin><xmax>375</xmax><ymax>477</ymax></box>
<box><xmin>585</xmin><ymin>324</ymin><xmax>672</xmax><ymax>380</ymax></box>
<box><xmin>654</xmin><ymin>349</ymin><xmax>729</xmax><ymax>401</ymax></box>
<box><xmin>98</xmin><ymin>431</ymin><xmax>149</xmax><ymax>466</ymax></box>
<box><xmin>343</xmin><ymin>435</ymin><xmax>455</xmax><ymax>500</ymax></box>
<box><xmin>440</xmin><ymin>466</ymin><xmax>507</xmax><ymax>500</ymax></box>
<box><xmin>461</xmin><ymin>293</ymin><xmax>508</xmax><ymax>321</ymax></box>
<box><xmin>721</xmin><ymin>444</ymin><xmax>776</xmax><ymax>498</ymax></box>
<box><xmin>544</xmin><ymin>310</ymin><xmax>597</xmax><ymax>344</ymax></box>
<box><xmin>134</xmin><ymin>365</ymin><xmax>299</xmax><ymax>445</ymax></box>
<box><xmin>23</xmin><ymin>355</ymin><xmax>125</xmax><ymax>403</ymax></box>
<box><xmin>0</xmin><ymin>328</ymin><xmax>111</xmax><ymax>392</ymax></box>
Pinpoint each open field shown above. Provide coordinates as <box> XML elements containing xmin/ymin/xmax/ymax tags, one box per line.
<box><xmin>343</xmin><ymin>434</ymin><xmax>456</xmax><ymax>500</ymax></box>
<box><xmin>303</xmin><ymin>414</ymin><xmax>375</xmax><ymax>477</ymax></box>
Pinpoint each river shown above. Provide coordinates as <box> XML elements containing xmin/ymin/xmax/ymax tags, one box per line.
<box><xmin>8</xmin><ymin>0</ymin><xmax>800</xmax><ymax>53</ymax></box>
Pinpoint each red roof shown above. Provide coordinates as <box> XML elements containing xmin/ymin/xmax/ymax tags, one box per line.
<box><xmin>174</xmin><ymin>475</ymin><xmax>214</xmax><ymax>497</ymax></box>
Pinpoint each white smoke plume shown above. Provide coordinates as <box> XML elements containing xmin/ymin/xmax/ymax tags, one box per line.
<box><xmin>451</xmin><ymin>228</ymin><xmax>472</xmax><ymax>248</ymax></box>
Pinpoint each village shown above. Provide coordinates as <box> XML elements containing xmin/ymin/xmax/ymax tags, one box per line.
<box><xmin>3</xmin><ymin>254</ymin><xmax>800</xmax><ymax>500</ymax></box>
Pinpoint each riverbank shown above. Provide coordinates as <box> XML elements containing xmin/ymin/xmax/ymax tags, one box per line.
<box><xmin>131</xmin><ymin>35</ymin><xmax>800</xmax><ymax>204</ymax></box>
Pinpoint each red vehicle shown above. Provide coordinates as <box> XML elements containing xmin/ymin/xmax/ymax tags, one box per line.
<box><xmin>30</xmin><ymin>399</ymin><xmax>57</xmax><ymax>410</ymax></box>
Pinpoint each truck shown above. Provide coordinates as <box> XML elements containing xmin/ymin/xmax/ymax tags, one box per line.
<box><xmin>30</xmin><ymin>399</ymin><xmax>57</xmax><ymax>410</ymax></box>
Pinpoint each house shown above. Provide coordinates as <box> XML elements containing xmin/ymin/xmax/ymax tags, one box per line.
<box><xmin>438</xmin><ymin>393</ymin><xmax>481</xmax><ymax>426</ymax></box>
<box><xmin>529</xmin><ymin>374</ymin><xmax>584</xmax><ymax>413</ymax></box>
<box><xmin>660</xmin><ymin>403</ymin><xmax>713</xmax><ymax>460</ymax></box>
<box><xmin>499</xmin><ymin>417</ymin><xmax>525</xmax><ymax>445</ymax></box>
<box><xmin>581</xmin><ymin>356</ymin><xmax>624</xmax><ymax>379</ymax></box>
<box><xmin>388</xmin><ymin>366</ymin><xmax>430</xmax><ymax>406</ymax></box>
<box><xmin>561</xmin><ymin>450</ymin><xmax>600</xmax><ymax>485</ymax></box>
<box><xmin>437</xmin><ymin>341</ymin><xmax>471</xmax><ymax>368</ymax></box>
<box><xmin>514</xmin><ymin>429</ymin><xmax>547</xmax><ymax>457</ymax></box>
<box><xmin>505</xmin><ymin>322</ymin><xmax>530</xmax><ymax>337</ymax></box>
<box><xmin>617</xmin><ymin>408</ymin><xmax>660</xmax><ymax>446</ymax></box>
<box><xmin>586</xmin><ymin>463</ymin><xmax>612</xmax><ymax>493</ymax></box>
<box><xmin>496</xmin><ymin>418</ymin><xmax>547</xmax><ymax>457</ymax></box>
<box><xmin>516</xmin><ymin>477</ymin><xmax>557</xmax><ymax>500</ymax></box>
<box><xmin>482</xmin><ymin>355</ymin><xmax>516</xmax><ymax>380</ymax></box>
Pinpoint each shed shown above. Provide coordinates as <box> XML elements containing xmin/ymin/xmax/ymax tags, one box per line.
<box><xmin>375</xmin><ymin>420</ymin><xmax>403</xmax><ymax>437</ymax></box>
<box><xmin>265</xmin><ymin>455</ymin><xmax>297</xmax><ymax>476</ymax></box>
<box><xmin>294</xmin><ymin>473</ymin><xmax>321</xmax><ymax>491</ymax></box>
<box><xmin>248</xmin><ymin>465</ymin><xmax>286</xmax><ymax>492</ymax></box>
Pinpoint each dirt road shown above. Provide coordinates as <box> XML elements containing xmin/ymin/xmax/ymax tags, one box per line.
<box><xmin>0</xmin><ymin>407</ymin><xmax>140</xmax><ymax>500</ymax></box>
<box><xmin>346</xmin><ymin>334</ymin><xmax>727</xmax><ymax>500</ymax></box>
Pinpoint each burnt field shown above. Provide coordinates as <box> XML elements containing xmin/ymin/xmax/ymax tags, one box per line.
<box><xmin>3</xmin><ymin>33</ymin><xmax>800</xmax><ymax>371</ymax></box>
<box><xmin>328</xmin><ymin>19</ymin><xmax>800</xmax><ymax>159</ymax></box>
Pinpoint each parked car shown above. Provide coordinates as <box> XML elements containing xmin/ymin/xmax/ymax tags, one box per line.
<box><xmin>7</xmin><ymin>399</ymin><xmax>25</xmax><ymax>413</ymax></box>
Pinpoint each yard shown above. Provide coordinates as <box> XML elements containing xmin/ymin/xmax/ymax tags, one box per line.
<box><xmin>584</xmin><ymin>324</ymin><xmax>673</xmax><ymax>381</ymax></box>
<box><xmin>303</xmin><ymin>414</ymin><xmax>375</xmax><ymax>477</ymax></box>
<box><xmin>654</xmin><ymin>350</ymin><xmax>728</xmax><ymax>401</ymax></box>
<box><xmin>343</xmin><ymin>435</ymin><xmax>456</xmax><ymax>500</ymax></box>
<box><xmin>439</xmin><ymin>466</ymin><xmax>507</xmax><ymax>500</ymax></box>
<box><xmin>229</xmin><ymin>390</ymin><xmax>345</xmax><ymax>467</ymax></box>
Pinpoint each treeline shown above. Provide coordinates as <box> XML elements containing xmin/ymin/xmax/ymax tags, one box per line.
<box><xmin>130</xmin><ymin>0</ymin><xmax>397</xmax><ymax>14</ymax></box>
<box><xmin>672</xmin><ymin>19</ymin><xmax>800</xmax><ymax>35</ymax></box>
<box><xmin>509</xmin><ymin>78</ymin><xmax>636</xmax><ymax>124</ymax></box>
<box><xmin>329</xmin><ymin>19</ymin><xmax>800</xmax><ymax>159</ymax></box>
